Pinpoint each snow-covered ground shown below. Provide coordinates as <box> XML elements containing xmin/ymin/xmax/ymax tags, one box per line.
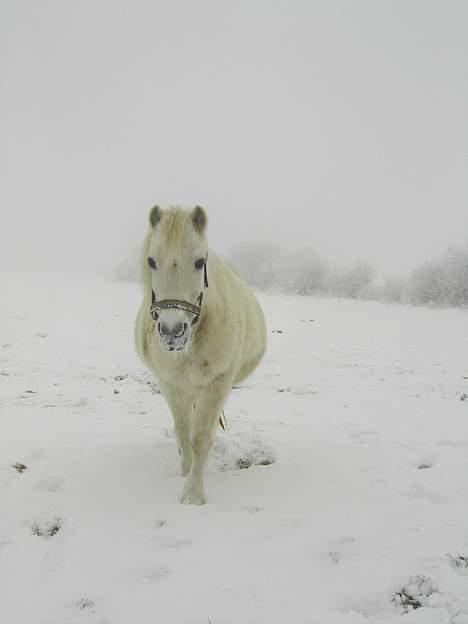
<box><xmin>1</xmin><ymin>274</ymin><xmax>467</xmax><ymax>624</ymax></box>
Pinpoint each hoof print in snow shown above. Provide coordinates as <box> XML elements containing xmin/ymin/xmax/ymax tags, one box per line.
<box><xmin>392</xmin><ymin>576</ymin><xmax>437</xmax><ymax>613</ymax></box>
<box><xmin>214</xmin><ymin>433</ymin><xmax>276</xmax><ymax>472</ymax></box>
<box><xmin>460</xmin><ymin>393</ymin><xmax>468</xmax><ymax>402</ymax></box>
<box><xmin>272</xmin><ymin>329</ymin><xmax>283</xmax><ymax>334</ymax></box>
<box><xmin>12</xmin><ymin>463</ymin><xmax>28</xmax><ymax>473</ymax></box>
<box><xmin>448</xmin><ymin>553</ymin><xmax>468</xmax><ymax>570</ymax></box>
<box><xmin>236</xmin><ymin>454</ymin><xmax>275</xmax><ymax>470</ymax></box>
<box><xmin>75</xmin><ymin>597</ymin><xmax>95</xmax><ymax>611</ymax></box>
<box><xmin>155</xmin><ymin>518</ymin><xmax>166</xmax><ymax>529</ymax></box>
<box><xmin>31</xmin><ymin>518</ymin><xmax>62</xmax><ymax>538</ymax></box>
<box><xmin>417</xmin><ymin>463</ymin><xmax>432</xmax><ymax>470</ymax></box>
<box><xmin>114</xmin><ymin>374</ymin><xmax>128</xmax><ymax>382</ymax></box>
<box><xmin>236</xmin><ymin>457</ymin><xmax>254</xmax><ymax>469</ymax></box>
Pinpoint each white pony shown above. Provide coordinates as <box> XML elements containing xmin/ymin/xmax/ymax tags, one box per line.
<box><xmin>135</xmin><ymin>205</ymin><xmax>267</xmax><ymax>504</ymax></box>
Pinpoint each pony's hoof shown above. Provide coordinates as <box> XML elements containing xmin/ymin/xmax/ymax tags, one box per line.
<box><xmin>180</xmin><ymin>488</ymin><xmax>206</xmax><ymax>505</ymax></box>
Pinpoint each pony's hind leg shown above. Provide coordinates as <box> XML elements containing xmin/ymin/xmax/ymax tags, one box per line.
<box><xmin>181</xmin><ymin>373</ymin><xmax>233</xmax><ymax>505</ymax></box>
<box><xmin>159</xmin><ymin>381</ymin><xmax>193</xmax><ymax>476</ymax></box>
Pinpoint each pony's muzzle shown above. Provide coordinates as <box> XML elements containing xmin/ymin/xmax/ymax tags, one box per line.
<box><xmin>157</xmin><ymin>320</ymin><xmax>189</xmax><ymax>351</ymax></box>
<box><xmin>158</xmin><ymin>321</ymin><xmax>187</xmax><ymax>338</ymax></box>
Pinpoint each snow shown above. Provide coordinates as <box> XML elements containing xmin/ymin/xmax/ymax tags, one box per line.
<box><xmin>1</xmin><ymin>274</ymin><xmax>467</xmax><ymax>624</ymax></box>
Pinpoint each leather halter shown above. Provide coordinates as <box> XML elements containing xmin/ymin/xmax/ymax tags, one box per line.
<box><xmin>150</xmin><ymin>254</ymin><xmax>209</xmax><ymax>326</ymax></box>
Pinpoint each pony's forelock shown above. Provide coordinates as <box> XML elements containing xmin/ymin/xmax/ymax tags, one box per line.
<box><xmin>159</xmin><ymin>208</ymin><xmax>192</xmax><ymax>251</ymax></box>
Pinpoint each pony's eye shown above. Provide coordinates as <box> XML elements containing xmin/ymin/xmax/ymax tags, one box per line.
<box><xmin>194</xmin><ymin>258</ymin><xmax>205</xmax><ymax>270</ymax></box>
<box><xmin>147</xmin><ymin>257</ymin><xmax>157</xmax><ymax>270</ymax></box>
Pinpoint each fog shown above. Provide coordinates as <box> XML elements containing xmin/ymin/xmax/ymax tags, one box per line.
<box><xmin>1</xmin><ymin>0</ymin><xmax>467</xmax><ymax>276</ymax></box>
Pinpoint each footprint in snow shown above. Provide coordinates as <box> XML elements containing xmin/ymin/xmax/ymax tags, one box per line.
<box><xmin>155</xmin><ymin>518</ymin><xmax>166</xmax><ymax>529</ymax></box>
<box><xmin>72</xmin><ymin>597</ymin><xmax>107</xmax><ymax>623</ymax></box>
<box><xmin>212</xmin><ymin>432</ymin><xmax>276</xmax><ymax>472</ymax></box>
<box><xmin>391</xmin><ymin>575</ymin><xmax>443</xmax><ymax>614</ymax></box>
<box><xmin>447</xmin><ymin>553</ymin><xmax>468</xmax><ymax>573</ymax></box>
<box><xmin>75</xmin><ymin>597</ymin><xmax>95</xmax><ymax>611</ymax></box>
<box><xmin>413</xmin><ymin>450</ymin><xmax>438</xmax><ymax>471</ymax></box>
<box><xmin>327</xmin><ymin>536</ymin><xmax>355</xmax><ymax>564</ymax></box>
<box><xmin>31</xmin><ymin>517</ymin><xmax>63</xmax><ymax>538</ymax></box>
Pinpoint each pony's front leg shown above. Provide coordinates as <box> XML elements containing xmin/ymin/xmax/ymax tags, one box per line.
<box><xmin>181</xmin><ymin>374</ymin><xmax>232</xmax><ymax>505</ymax></box>
<box><xmin>159</xmin><ymin>381</ymin><xmax>193</xmax><ymax>476</ymax></box>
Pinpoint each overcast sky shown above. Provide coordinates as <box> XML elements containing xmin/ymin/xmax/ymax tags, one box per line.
<box><xmin>1</xmin><ymin>0</ymin><xmax>466</xmax><ymax>275</ymax></box>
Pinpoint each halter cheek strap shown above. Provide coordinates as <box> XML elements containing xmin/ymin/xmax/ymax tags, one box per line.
<box><xmin>150</xmin><ymin>253</ymin><xmax>208</xmax><ymax>326</ymax></box>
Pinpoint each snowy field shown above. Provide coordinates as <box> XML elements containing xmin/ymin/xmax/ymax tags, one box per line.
<box><xmin>1</xmin><ymin>274</ymin><xmax>467</xmax><ymax>624</ymax></box>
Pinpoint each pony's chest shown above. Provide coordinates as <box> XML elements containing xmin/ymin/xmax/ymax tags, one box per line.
<box><xmin>153</xmin><ymin>349</ymin><xmax>213</xmax><ymax>387</ymax></box>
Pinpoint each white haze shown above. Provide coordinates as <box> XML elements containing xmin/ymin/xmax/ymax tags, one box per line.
<box><xmin>1</xmin><ymin>0</ymin><xmax>467</xmax><ymax>276</ymax></box>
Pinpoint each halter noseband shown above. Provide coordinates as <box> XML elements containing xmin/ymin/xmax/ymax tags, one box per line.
<box><xmin>150</xmin><ymin>254</ymin><xmax>209</xmax><ymax>326</ymax></box>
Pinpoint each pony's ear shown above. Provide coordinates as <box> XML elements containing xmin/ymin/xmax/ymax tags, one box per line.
<box><xmin>149</xmin><ymin>205</ymin><xmax>162</xmax><ymax>228</ymax></box>
<box><xmin>191</xmin><ymin>205</ymin><xmax>207</xmax><ymax>234</ymax></box>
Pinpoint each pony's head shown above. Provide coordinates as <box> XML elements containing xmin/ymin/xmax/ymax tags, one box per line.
<box><xmin>143</xmin><ymin>205</ymin><xmax>209</xmax><ymax>352</ymax></box>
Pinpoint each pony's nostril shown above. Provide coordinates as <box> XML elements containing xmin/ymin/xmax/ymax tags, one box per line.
<box><xmin>173</xmin><ymin>322</ymin><xmax>187</xmax><ymax>338</ymax></box>
<box><xmin>158</xmin><ymin>322</ymin><xmax>171</xmax><ymax>337</ymax></box>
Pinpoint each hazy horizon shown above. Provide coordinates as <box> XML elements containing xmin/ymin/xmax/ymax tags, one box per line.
<box><xmin>1</xmin><ymin>0</ymin><xmax>467</xmax><ymax>277</ymax></box>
